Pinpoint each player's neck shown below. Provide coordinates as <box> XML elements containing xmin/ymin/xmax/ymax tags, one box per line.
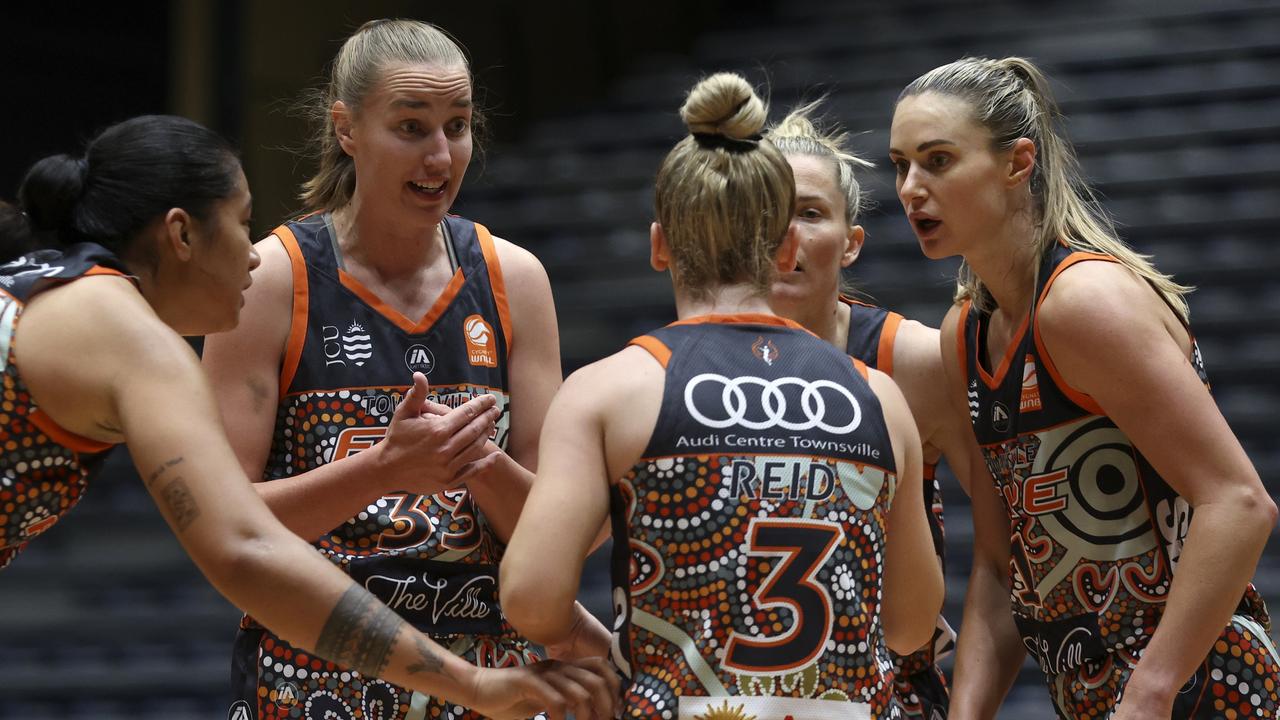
<box><xmin>674</xmin><ymin>283</ymin><xmax>774</xmax><ymax>320</ymax></box>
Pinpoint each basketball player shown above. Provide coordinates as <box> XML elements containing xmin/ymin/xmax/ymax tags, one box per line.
<box><xmin>499</xmin><ymin>72</ymin><xmax>945</xmax><ymax>719</ymax></box>
<box><xmin>767</xmin><ymin>101</ymin><xmax>976</xmax><ymax>719</ymax></box>
<box><xmin>0</xmin><ymin>115</ymin><xmax>620</xmax><ymax>720</ymax></box>
<box><xmin>201</xmin><ymin>19</ymin><xmax>607</xmax><ymax>720</ymax></box>
<box><xmin>890</xmin><ymin>56</ymin><xmax>1279</xmax><ymax>719</ymax></box>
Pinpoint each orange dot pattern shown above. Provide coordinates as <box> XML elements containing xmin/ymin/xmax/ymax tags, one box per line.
<box><xmin>614</xmin><ymin>453</ymin><xmax>898</xmax><ymax>718</ymax></box>
<box><xmin>0</xmin><ymin>337</ymin><xmax>102</xmax><ymax>570</ymax></box>
<box><xmin>240</xmin><ymin>385</ymin><xmax>538</xmax><ymax>720</ymax></box>
<box><xmin>1044</xmin><ymin>618</ymin><xmax>1280</xmax><ymax>719</ymax></box>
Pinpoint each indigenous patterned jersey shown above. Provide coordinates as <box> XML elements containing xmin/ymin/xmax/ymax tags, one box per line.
<box><xmin>960</xmin><ymin>244</ymin><xmax>1270</xmax><ymax>679</ymax></box>
<box><xmin>0</xmin><ymin>245</ymin><xmax>125</xmax><ymax>570</ymax></box>
<box><xmin>235</xmin><ymin>213</ymin><xmax>538</xmax><ymax>720</ymax></box>
<box><xmin>611</xmin><ymin>314</ymin><xmax>901</xmax><ymax>720</ymax></box>
<box><xmin>843</xmin><ymin>298</ymin><xmax>954</xmax><ymax>718</ymax></box>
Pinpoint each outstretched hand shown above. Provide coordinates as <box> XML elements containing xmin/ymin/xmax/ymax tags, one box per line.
<box><xmin>468</xmin><ymin>656</ymin><xmax>622</xmax><ymax>720</ymax></box>
<box><xmin>376</xmin><ymin>372</ymin><xmax>501</xmax><ymax>495</ymax></box>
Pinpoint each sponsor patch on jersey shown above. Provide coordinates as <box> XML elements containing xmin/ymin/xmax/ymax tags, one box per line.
<box><xmin>1020</xmin><ymin>354</ymin><xmax>1042</xmax><ymax>412</ymax></box>
<box><xmin>321</xmin><ymin>320</ymin><xmax>373</xmax><ymax>367</ymax></box>
<box><xmin>991</xmin><ymin>401</ymin><xmax>1011</xmax><ymax>433</ymax></box>
<box><xmin>463</xmin><ymin>314</ymin><xmax>497</xmax><ymax>367</ymax></box>
<box><xmin>347</xmin><ymin>556</ymin><xmax>503</xmax><ymax>636</ymax></box>
<box><xmin>227</xmin><ymin>700</ymin><xmax>253</xmax><ymax>720</ymax></box>
<box><xmin>750</xmin><ymin>336</ymin><xmax>779</xmax><ymax>366</ymax></box>
<box><xmin>405</xmin><ymin>343</ymin><xmax>436</xmax><ymax>374</ymax></box>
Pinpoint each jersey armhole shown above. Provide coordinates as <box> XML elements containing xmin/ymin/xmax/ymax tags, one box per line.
<box><xmin>878</xmin><ymin>311</ymin><xmax>904</xmax><ymax>377</ymax></box>
<box><xmin>475</xmin><ymin>223</ymin><xmax>514</xmax><ymax>358</ymax></box>
<box><xmin>850</xmin><ymin>355</ymin><xmax>870</xmax><ymax>381</ymax></box>
<box><xmin>1031</xmin><ymin>253</ymin><xmax>1115</xmax><ymax>416</ymax></box>
<box><xmin>276</xmin><ymin>227</ymin><xmax>310</xmax><ymax>399</ymax></box>
<box><xmin>628</xmin><ymin>335</ymin><xmax>671</xmax><ymax>368</ymax></box>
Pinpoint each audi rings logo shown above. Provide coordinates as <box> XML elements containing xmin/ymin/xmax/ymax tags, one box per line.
<box><xmin>683</xmin><ymin>373</ymin><xmax>861</xmax><ymax>433</ymax></box>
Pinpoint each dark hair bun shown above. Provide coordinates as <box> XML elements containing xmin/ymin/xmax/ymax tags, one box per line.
<box><xmin>18</xmin><ymin>154</ymin><xmax>86</xmax><ymax>234</ymax></box>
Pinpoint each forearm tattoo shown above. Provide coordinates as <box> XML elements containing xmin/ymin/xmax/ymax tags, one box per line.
<box><xmin>316</xmin><ymin>585</ymin><xmax>406</xmax><ymax>679</ymax></box>
<box><xmin>145</xmin><ymin>456</ymin><xmax>184</xmax><ymax>487</ymax></box>
<box><xmin>407</xmin><ymin>634</ymin><xmax>445</xmax><ymax>675</ymax></box>
<box><xmin>159</xmin><ymin>478</ymin><xmax>201</xmax><ymax>531</ymax></box>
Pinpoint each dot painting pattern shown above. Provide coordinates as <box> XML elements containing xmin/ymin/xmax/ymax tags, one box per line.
<box><xmin>614</xmin><ymin>453</ymin><xmax>900</xmax><ymax>718</ymax></box>
<box><xmin>245</xmin><ymin>384</ymin><xmax>540</xmax><ymax>720</ymax></box>
<box><xmin>0</xmin><ymin>331</ymin><xmax>99</xmax><ymax>570</ymax></box>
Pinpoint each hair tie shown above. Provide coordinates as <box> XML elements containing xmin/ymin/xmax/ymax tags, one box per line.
<box><xmin>693</xmin><ymin>132</ymin><xmax>762</xmax><ymax>153</ymax></box>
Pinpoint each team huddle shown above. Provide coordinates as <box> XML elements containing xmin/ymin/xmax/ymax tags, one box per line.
<box><xmin>1</xmin><ymin>18</ymin><xmax>1277</xmax><ymax>720</ymax></box>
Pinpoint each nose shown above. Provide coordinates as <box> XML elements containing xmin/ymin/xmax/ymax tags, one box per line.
<box><xmin>248</xmin><ymin>244</ymin><xmax>262</xmax><ymax>272</ymax></box>
<box><xmin>422</xmin><ymin>127</ymin><xmax>451</xmax><ymax>171</ymax></box>
<box><xmin>898</xmin><ymin>164</ymin><xmax>928</xmax><ymax>208</ymax></box>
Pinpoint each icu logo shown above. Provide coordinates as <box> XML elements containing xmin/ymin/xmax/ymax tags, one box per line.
<box><xmin>405</xmin><ymin>344</ymin><xmax>435</xmax><ymax>374</ymax></box>
<box><xmin>227</xmin><ymin>700</ymin><xmax>252</xmax><ymax>720</ymax></box>
<box><xmin>1020</xmin><ymin>354</ymin><xmax>1042</xmax><ymax>412</ymax></box>
<box><xmin>321</xmin><ymin>321</ymin><xmax>373</xmax><ymax>367</ymax></box>
<box><xmin>751</xmin><ymin>336</ymin><xmax>779</xmax><ymax>366</ymax></box>
<box><xmin>464</xmin><ymin>314</ymin><xmax>497</xmax><ymax>367</ymax></box>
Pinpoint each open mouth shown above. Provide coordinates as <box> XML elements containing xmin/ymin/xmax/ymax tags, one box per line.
<box><xmin>408</xmin><ymin>179</ymin><xmax>447</xmax><ymax>197</ymax></box>
<box><xmin>914</xmin><ymin>218</ymin><xmax>941</xmax><ymax>234</ymax></box>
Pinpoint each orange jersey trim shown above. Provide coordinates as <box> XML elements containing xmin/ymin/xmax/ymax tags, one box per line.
<box><xmin>628</xmin><ymin>336</ymin><xmax>672</xmax><ymax>368</ymax></box>
<box><xmin>975</xmin><ymin>309</ymin><xmax>1030</xmax><ymax>391</ymax></box>
<box><xmin>475</xmin><ymin>224</ymin><xmax>513</xmax><ymax>357</ymax></box>
<box><xmin>282</xmin><ymin>381</ymin><xmax>507</xmax><ymax>398</ymax></box>
<box><xmin>338</xmin><ymin>266</ymin><xmax>465</xmax><ymax>336</ymax></box>
<box><xmin>28</xmin><ymin>409</ymin><xmax>115</xmax><ymax>454</ymax></box>
<box><xmin>276</xmin><ymin>228</ymin><xmax>310</xmax><ymax>399</ymax></box>
<box><xmin>878</xmin><ymin>311</ymin><xmax>903</xmax><ymax>377</ymax></box>
<box><xmin>922</xmin><ymin>462</ymin><xmax>937</xmax><ymax>481</ymax></box>
<box><xmin>1031</xmin><ymin>252</ymin><xmax>1117</xmax><ymax>416</ymax></box>
<box><xmin>955</xmin><ymin>301</ymin><xmax>972</xmax><ymax>382</ymax></box>
<box><xmin>850</xmin><ymin>356</ymin><xmax>870</xmax><ymax>381</ymax></box>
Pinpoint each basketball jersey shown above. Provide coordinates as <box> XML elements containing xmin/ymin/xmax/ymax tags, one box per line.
<box><xmin>611</xmin><ymin>314</ymin><xmax>901</xmax><ymax>720</ymax></box>
<box><xmin>0</xmin><ymin>244</ymin><xmax>126</xmax><ymax>569</ymax></box>
<box><xmin>843</xmin><ymin>298</ymin><xmax>956</xmax><ymax>708</ymax></box>
<box><xmin>238</xmin><ymin>213</ymin><xmax>536</xmax><ymax>720</ymax></box>
<box><xmin>960</xmin><ymin>244</ymin><xmax>1270</xmax><ymax>677</ymax></box>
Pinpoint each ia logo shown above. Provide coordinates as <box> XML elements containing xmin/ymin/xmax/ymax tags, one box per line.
<box><xmin>227</xmin><ymin>700</ymin><xmax>253</xmax><ymax>720</ymax></box>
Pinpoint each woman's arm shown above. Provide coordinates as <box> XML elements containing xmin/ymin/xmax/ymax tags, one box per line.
<box><xmin>17</xmin><ymin>278</ymin><xmax>620</xmax><ymax>720</ymax></box>
<box><xmin>1038</xmin><ymin>261</ymin><xmax>1277</xmax><ymax>718</ymax></box>
<box><xmin>938</xmin><ymin>305</ymin><xmax>1027</xmax><ymax>720</ymax></box>
<box><xmin>501</xmin><ymin>347</ymin><xmax>664</xmax><ymax>646</ymax></box>
<box><xmin>201</xmin><ymin>236</ymin><xmax>500</xmax><ymax>541</ymax></box>
<box><xmin>892</xmin><ymin>320</ymin><xmax>974</xmax><ymax>496</ymax></box>
<box><xmin>868</xmin><ymin>367</ymin><xmax>944</xmax><ymax>654</ymax></box>
<box><xmin>463</xmin><ymin>237</ymin><xmax>563</xmax><ymax>541</ymax></box>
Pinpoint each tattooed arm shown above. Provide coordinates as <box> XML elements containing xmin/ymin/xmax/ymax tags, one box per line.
<box><xmin>18</xmin><ymin>272</ymin><xmax>620</xmax><ymax>720</ymax></box>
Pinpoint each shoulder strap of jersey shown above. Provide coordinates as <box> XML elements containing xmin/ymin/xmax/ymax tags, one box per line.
<box><xmin>274</xmin><ymin>223</ymin><xmax>311</xmax><ymax>398</ymax></box>
<box><xmin>465</xmin><ymin>217</ymin><xmax>513</xmax><ymax>357</ymax></box>
<box><xmin>628</xmin><ymin>334</ymin><xmax>672</xmax><ymax>368</ymax></box>
<box><xmin>1029</xmin><ymin>248</ymin><xmax>1118</xmax><ymax>415</ymax></box>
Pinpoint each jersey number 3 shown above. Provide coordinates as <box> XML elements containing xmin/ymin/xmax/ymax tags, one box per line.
<box><xmin>723</xmin><ymin>518</ymin><xmax>843</xmax><ymax>673</ymax></box>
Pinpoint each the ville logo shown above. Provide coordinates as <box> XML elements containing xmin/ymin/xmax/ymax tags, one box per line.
<box><xmin>684</xmin><ymin>373</ymin><xmax>860</xmax><ymax>433</ymax></box>
<box><xmin>464</xmin><ymin>314</ymin><xmax>497</xmax><ymax>367</ymax></box>
<box><xmin>405</xmin><ymin>344</ymin><xmax>436</xmax><ymax>374</ymax></box>
<box><xmin>1020</xmin><ymin>354</ymin><xmax>1042</xmax><ymax>412</ymax></box>
<box><xmin>751</xmin><ymin>336</ymin><xmax>779</xmax><ymax>366</ymax></box>
<box><xmin>322</xmin><ymin>321</ymin><xmax>373</xmax><ymax>367</ymax></box>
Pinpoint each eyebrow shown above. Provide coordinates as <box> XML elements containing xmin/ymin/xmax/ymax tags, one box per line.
<box><xmin>796</xmin><ymin>194</ymin><xmax>828</xmax><ymax>203</ymax></box>
<box><xmin>888</xmin><ymin>138</ymin><xmax>956</xmax><ymax>155</ymax></box>
<box><xmin>389</xmin><ymin>97</ymin><xmax>473</xmax><ymax>110</ymax></box>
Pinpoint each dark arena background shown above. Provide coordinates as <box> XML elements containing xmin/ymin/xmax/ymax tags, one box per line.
<box><xmin>2</xmin><ymin>1</ymin><xmax>1279</xmax><ymax>717</ymax></box>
